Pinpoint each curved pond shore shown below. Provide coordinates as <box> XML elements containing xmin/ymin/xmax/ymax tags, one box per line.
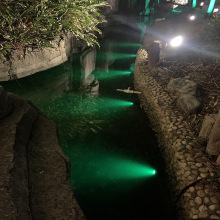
<box><xmin>134</xmin><ymin>47</ymin><xmax>220</xmax><ymax>219</ymax></box>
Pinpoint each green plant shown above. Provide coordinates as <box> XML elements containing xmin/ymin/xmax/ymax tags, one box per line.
<box><xmin>0</xmin><ymin>0</ymin><xmax>109</xmax><ymax>57</ymax></box>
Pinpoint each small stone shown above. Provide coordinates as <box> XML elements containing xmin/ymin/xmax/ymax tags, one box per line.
<box><xmin>189</xmin><ymin>187</ymin><xmax>195</xmax><ymax>193</ymax></box>
<box><xmin>184</xmin><ymin>171</ymin><xmax>191</xmax><ymax>177</ymax></box>
<box><xmin>199</xmin><ymin>168</ymin><xmax>208</xmax><ymax>172</ymax></box>
<box><xmin>196</xmin><ymin>163</ymin><xmax>203</xmax><ymax>167</ymax></box>
<box><xmin>195</xmin><ymin>184</ymin><xmax>203</xmax><ymax>190</ymax></box>
<box><xmin>217</xmin><ymin>210</ymin><xmax>220</xmax><ymax>215</ymax></box>
<box><xmin>204</xmin><ymin>197</ymin><xmax>209</xmax><ymax>204</ymax></box>
<box><xmin>200</xmin><ymin>173</ymin><xmax>208</xmax><ymax>178</ymax></box>
<box><xmin>199</xmin><ymin>205</ymin><xmax>207</xmax><ymax>212</ymax></box>
<box><xmin>210</xmin><ymin>215</ymin><xmax>220</xmax><ymax>219</ymax></box>
<box><xmin>186</xmin><ymin>145</ymin><xmax>192</xmax><ymax>150</ymax></box>
<box><xmin>191</xmin><ymin>207</ymin><xmax>199</xmax><ymax>214</ymax></box>
<box><xmin>192</xmin><ymin>215</ymin><xmax>198</xmax><ymax>219</ymax></box>
<box><xmin>209</xmin><ymin>205</ymin><xmax>216</xmax><ymax>211</ymax></box>
<box><xmin>188</xmin><ymin>175</ymin><xmax>196</xmax><ymax>181</ymax></box>
<box><xmin>198</xmin><ymin>212</ymin><xmax>208</xmax><ymax>218</ymax></box>
<box><xmin>195</xmin><ymin>196</ymin><xmax>202</xmax><ymax>205</ymax></box>
<box><xmin>191</xmin><ymin>165</ymin><xmax>197</xmax><ymax>169</ymax></box>
<box><xmin>210</xmin><ymin>197</ymin><xmax>219</xmax><ymax>204</ymax></box>
<box><xmin>192</xmin><ymin>170</ymin><xmax>198</xmax><ymax>176</ymax></box>
<box><xmin>197</xmin><ymin>190</ymin><xmax>205</xmax><ymax>197</ymax></box>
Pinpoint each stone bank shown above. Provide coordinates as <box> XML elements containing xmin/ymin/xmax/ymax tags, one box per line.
<box><xmin>134</xmin><ymin>48</ymin><xmax>220</xmax><ymax>219</ymax></box>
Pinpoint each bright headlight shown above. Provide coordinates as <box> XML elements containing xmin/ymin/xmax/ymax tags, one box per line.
<box><xmin>170</xmin><ymin>36</ymin><xmax>183</xmax><ymax>47</ymax></box>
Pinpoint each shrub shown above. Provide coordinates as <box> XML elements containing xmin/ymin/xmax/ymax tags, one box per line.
<box><xmin>0</xmin><ymin>0</ymin><xmax>108</xmax><ymax>56</ymax></box>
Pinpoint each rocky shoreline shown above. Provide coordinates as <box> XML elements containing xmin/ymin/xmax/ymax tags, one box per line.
<box><xmin>134</xmin><ymin>48</ymin><xmax>220</xmax><ymax>219</ymax></box>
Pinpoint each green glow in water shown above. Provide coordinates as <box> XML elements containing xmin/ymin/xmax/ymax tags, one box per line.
<box><xmin>192</xmin><ymin>0</ymin><xmax>197</xmax><ymax>8</ymax></box>
<box><xmin>97</xmin><ymin>53</ymin><xmax>136</xmax><ymax>61</ymax></box>
<box><xmin>96</xmin><ymin>70</ymin><xmax>131</xmax><ymax>79</ymax></box>
<box><xmin>172</xmin><ymin>8</ymin><xmax>182</xmax><ymax>13</ymax></box>
<box><xmin>68</xmin><ymin>145</ymin><xmax>156</xmax><ymax>189</ymax></box>
<box><xmin>103</xmin><ymin>42</ymin><xmax>141</xmax><ymax>48</ymax></box>
<box><xmin>101</xmin><ymin>98</ymin><xmax>133</xmax><ymax>108</ymax></box>
<box><xmin>207</xmin><ymin>0</ymin><xmax>216</xmax><ymax>13</ymax></box>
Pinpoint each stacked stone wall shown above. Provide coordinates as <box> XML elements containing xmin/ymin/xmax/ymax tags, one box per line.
<box><xmin>134</xmin><ymin>48</ymin><xmax>220</xmax><ymax>219</ymax></box>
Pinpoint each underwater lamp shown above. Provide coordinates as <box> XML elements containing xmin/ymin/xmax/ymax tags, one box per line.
<box><xmin>200</xmin><ymin>1</ymin><xmax>204</xmax><ymax>6</ymax></box>
<box><xmin>170</xmin><ymin>36</ymin><xmax>183</xmax><ymax>47</ymax></box>
<box><xmin>213</xmin><ymin>8</ymin><xmax>219</xmax><ymax>13</ymax></box>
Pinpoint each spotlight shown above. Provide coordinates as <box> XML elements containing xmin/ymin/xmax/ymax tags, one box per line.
<box><xmin>189</xmin><ymin>15</ymin><xmax>196</xmax><ymax>20</ymax></box>
<box><xmin>200</xmin><ymin>1</ymin><xmax>204</xmax><ymax>6</ymax></box>
<box><xmin>170</xmin><ymin>36</ymin><xmax>183</xmax><ymax>47</ymax></box>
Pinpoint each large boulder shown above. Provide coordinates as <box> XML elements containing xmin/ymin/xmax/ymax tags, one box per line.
<box><xmin>0</xmin><ymin>90</ymin><xmax>85</xmax><ymax>220</ymax></box>
<box><xmin>167</xmin><ymin>78</ymin><xmax>199</xmax><ymax>97</ymax></box>
<box><xmin>206</xmin><ymin>111</ymin><xmax>220</xmax><ymax>156</ymax></box>
<box><xmin>0</xmin><ymin>85</ymin><xmax>13</xmax><ymax>119</ymax></box>
<box><xmin>177</xmin><ymin>94</ymin><xmax>202</xmax><ymax>115</ymax></box>
<box><xmin>199</xmin><ymin>114</ymin><xmax>217</xmax><ymax>142</ymax></box>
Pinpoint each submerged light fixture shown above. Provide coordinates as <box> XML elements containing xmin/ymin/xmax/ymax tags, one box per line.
<box><xmin>192</xmin><ymin>0</ymin><xmax>197</xmax><ymax>8</ymax></box>
<box><xmin>207</xmin><ymin>0</ymin><xmax>216</xmax><ymax>14</ymax></box>
<box><xmin>170</xmin><ymin>36</ymin><xmax>183</xmax><ymax>47</ymax></box>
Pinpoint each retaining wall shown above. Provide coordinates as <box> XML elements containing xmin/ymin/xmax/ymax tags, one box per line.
<box><xmin>134</xmin><ymin>48</ymin><xmax>220</xmax><ymax>219</ymax></box>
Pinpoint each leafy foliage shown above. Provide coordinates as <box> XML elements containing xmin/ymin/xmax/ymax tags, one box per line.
<box><xmin>0</xmin><ymin>0</ymin><xmax>108</xmax><ymax>56</ymax></box>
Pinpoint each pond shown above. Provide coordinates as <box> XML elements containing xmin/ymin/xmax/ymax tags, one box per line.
<box><xmin>2</xmin><ymin>16</ymin><xmax>174</xmax><ymax>220</ymax></box>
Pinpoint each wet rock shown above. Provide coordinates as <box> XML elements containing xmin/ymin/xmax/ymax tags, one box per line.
<box><xmin>177</xmin><ymin>94</ymin><xmax>202</xmax><ymax>115</ymax></box>
<box><xmin>206</xmin><ymin>111</ymin><xmax>220</xmax><ymax>155</ymax></box>
<box><xmin>167</xmin><ymin>78</ymin><xmax>199</xmax><ymax>97</ymax></box>
<box><xmin>199</xmin><ymin>114</ymin><xmax>217</xmax><ymax>142</ymax></box>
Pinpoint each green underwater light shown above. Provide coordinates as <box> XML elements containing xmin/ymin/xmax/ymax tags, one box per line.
<box><xmin>192</xmin><ymin>0</ymin><xmax>197</xmax><ymax>8</ymax></box>
<box><xmin>207</xmin><ymin>0</ymin><xmax>216</xmax><ymax>13</ymax></box>
<box><xmin>100</xmin><ymin>98</ymin><xmax>133</xmax><ymax>108</ymax></box>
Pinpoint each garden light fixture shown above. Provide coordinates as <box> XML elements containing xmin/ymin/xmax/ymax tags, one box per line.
<box><xmin>170</xmin><ymin>36</ymin><xmax>183</xmax><ymax>47</ymax></box>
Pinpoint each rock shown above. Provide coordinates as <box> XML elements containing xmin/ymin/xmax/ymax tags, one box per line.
<box><xmin>177</xmin><ymin>94</ymin><xmax>202</xmax><ymax>115</ymax></box>
<box><xmin>0</xmin><ymin>93</ymin><xmax>38</xmax><ymax>220</ymax></box>
<box><xmin>167</xmin><ymin>78</ymin><xmax>199</xmax><ymax>97</ymax></box>
<box><xmin>28</xmin><ymin>114</ymin><xmax>85</xmax><ymax>220</ymax></box>
<box><xmin>210</xmin><ymin>197</ymin><xmax>219</xmax><ymax>204</ymax></box>
<box><xmin>209</xmin><ymin>205</ymin><xmax>216</xmax><ymax>211</ymax></box>
<box><xmin>197</xmin><ymin>190</ymin><xmax>205</xmax><ymax>197</ymax></box>
<box><xmin>206</xmin><ymin>111</ymin><xmax>220</xmax><ymax>155</ymax></box>
<box><xmin>199</xmin><ymin>114</ymin><xmax>217</xmax><ymax>142</ymax></box>
<box><xmin>216</xmin><ymin>154</ymin><xmax>220</xmax><ymax>165</ymax></box>
<box><xmin>0</xmin><ymin>85</ymin><xmax>13</xmax><ymax>120</ymax></box>
<box><xmin>0</xmin><ymin>92</ymin><xmax>85</xmax><ymax>220</ymax></box>
<box><xmin>210</xmin><ymin>215</ymin><xmax>220</xmax><ymax>219</ymax></box>
<box><xmin>195</xmin><ymin>197</ymin><xmax>202</xmax><ymax>205</ymax></box>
